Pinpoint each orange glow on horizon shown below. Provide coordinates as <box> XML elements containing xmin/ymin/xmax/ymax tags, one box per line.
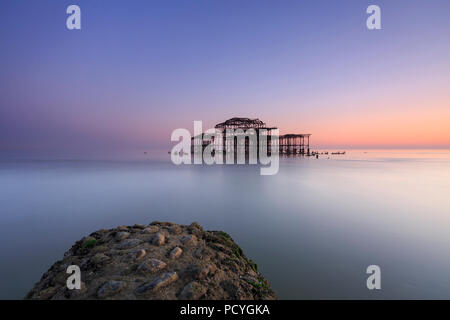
<box><xmin>279</xmin><ymin>100</ymin><xmax>450</xmax><ymax>148</ymax></box>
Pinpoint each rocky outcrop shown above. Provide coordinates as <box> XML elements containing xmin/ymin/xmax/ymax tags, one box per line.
<box><xmin>26</xmin><ymin>222</ymin><xmax>277</xmax><ymax>300</ymax></box>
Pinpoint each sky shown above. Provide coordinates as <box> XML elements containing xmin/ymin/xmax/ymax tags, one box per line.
<box><xmin>1</xmin><ymin>0</ymin><xmax>450</xmax><ymax>156</ymax></box>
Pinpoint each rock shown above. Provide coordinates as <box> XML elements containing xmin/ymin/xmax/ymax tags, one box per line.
<box><xmin>136</xmin><ymin>249</ymin><xmax>146</xmax><ymax>260</ymax></box>
<box><xmin>181</xmin><ymin>234</ymin><xmax>197</xmax><ymax>246</ymax></box>
<box><xmin>208</xmin><ymin>242</ymin><xmax>228</xmax><ymax>253</ymax></box>
<box><xmin>188</xmin><ymin>222</ymin><xmax>203</xmax><ymax>236</ymax></box>
<box><xmin>169</xmin><ymin>247</ymin><xmax>183</xmax><ymax>259</ymax></box>
<box><xmin>179</xmin><ymin>281</ymin><xmax>207</xmax><ymax>300</ymax></box>
<box><xmin>194</xmin><ymin>248</ymin><xmax>203</xmax><ymax>258</ymax></box>
<box><xmin>194</xmin><ymin>247</ymin><xmax>212</xmax><ymax>259</ymax></box>
<box><xmin>91</xmin><ymin>253</ymin><xmax>110</xmax><ymax>265</ymax></box>
<box><xmin>67</xmin><ymin>281</ymin><xmax>88</xmax><ymax>299</ymax></box>
<box><xmin>142</xmin><ymin>226</ymin><xmax>158</xmax><ymax>234</ymax></box>
<box><xmin>27</xmin><ymin>222</ymin><xmax>277</xmax><ymax>300</ymax></box>
<box><xmin>150</xmin><ymin>221</ymin><xmax>174</xmax><ymax>227</ymax></box>
<box><xmin>36</xmin><ymin>286</ymin><xmax>57</xmax><ymax>300</ymax></box>
<box><xmin>91</xmin><ymin>245</ymin><xmax>109</xmax><ymax>254</ymax></box>
<box><xmin>79</xmin><ymin>258</ymin><xmax>91</xmax><ymax>270</ymax></box>
<box><xmin>97</xmin><ymin>280</ymin><xmax>126</xmax><ymax>298</ymax></box>
<box><xmin>169</xmin><ymin>224</ymin><xmax>182</xmax><ymax>235</ymax></box>
<box><xmin>151</xmin><ymin>232</ymin><xmax>165</xmax><ymax>246</ymax></box>
<box><xmin>136</xmin><ymin>272</ymin><xmax>178</xmax><ymax>294</ymax></box>
<box><xmin>185</xmin><ymin>263</ymin><xmax>202</xmax><ymax>278</ymax></box>
<box><xmin>199</xmin><ymin>264</ymin><xmax>217</xmax><ymax>279</ymax></box>
<box><xmin>220</xmin><ymin>280</ymin><xmax>239</xmax><ymax>297</ymax></box>
<box><xmin>137</xmin><ymin>258</ymin><xmax>166</xmax><ymax>274</ymax></box>
<box><xmin>240</xmin><ymin>275</ymin><xmax>258</xmax><ymax>284</ymax></box>
<box><xmin>115</xmin><ymin>232</ymin><xmax>130</xmax><ymax>241</ymax></box>
<box><xmin>133</xmin><ymin>224</ymin><xmax>146</xmax><ymax>230</ymax></box>
<box><xmin>118</xmin><ymin>239</ymin><xmax>142</xmax><ymax>249</ymax></box>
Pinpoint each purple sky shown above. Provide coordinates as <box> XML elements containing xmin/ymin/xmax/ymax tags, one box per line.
<box><xmin>1</xmin><ymin>0</ymin><xmax>450</xmax><ymax>156</ymax></box>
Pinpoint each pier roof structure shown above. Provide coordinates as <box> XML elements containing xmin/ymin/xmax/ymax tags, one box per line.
<box><xmin>280</xmin><ymin>134</ymin><xmax>311</xmax><ymax>138</ymax></box>
<box><xmin>215</xmin><ymin>118</ymin><xmax>276</xmax><ymax>130</ymax></box>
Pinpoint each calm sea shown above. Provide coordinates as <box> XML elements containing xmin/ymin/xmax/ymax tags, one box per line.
<box><xmin>1</xmin><ymin>149</ymin><xmax>450</xmax><ymax>299</ymax></box>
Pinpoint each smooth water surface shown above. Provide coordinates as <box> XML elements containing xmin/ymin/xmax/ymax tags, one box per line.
<box><xmin>1</xmin><ymin>149</ymin><xmax>450</xmax><ymax>299</ymax></box>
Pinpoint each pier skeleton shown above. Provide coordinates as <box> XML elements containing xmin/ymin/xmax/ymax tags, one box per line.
<box><xmin>191</xmin><ymin>117</ymin><xmax>311</xmax><ymax>156</ymax></box>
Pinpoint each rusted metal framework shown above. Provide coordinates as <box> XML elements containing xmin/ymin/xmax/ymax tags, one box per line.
<box><xmin>191</xmin><ymin>134</ymin><xmax>212</xmax><ymax>153</ymax></box>
<box><xmin>214</xmin><ymin>118</ymin><xmax>276</xmax><ymax>154</ymax></box>
<box><xmin>191</xmin><ymin>118</ymin><xmax>311</xmax><ymax>156</ymax></box>
<box><xmin>215</xmin><ymin>118</ymin><xmax>267</xmax><ymax>130</ymax></box>
<box><xmin>279</xmin><ymin>134</ymin><xmax>311</xmax><ymax>155</ymax></box>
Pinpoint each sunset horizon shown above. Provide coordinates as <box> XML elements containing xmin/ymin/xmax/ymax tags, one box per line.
<box><xmin>2</xmin><ymin>0</ymin><xmax>450</xmax><ymax>307</ymax></box>
<box><xmin>2</xmin><ymin>1</ymin><xmax>450</xmax><ymax>155</ymax></box>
